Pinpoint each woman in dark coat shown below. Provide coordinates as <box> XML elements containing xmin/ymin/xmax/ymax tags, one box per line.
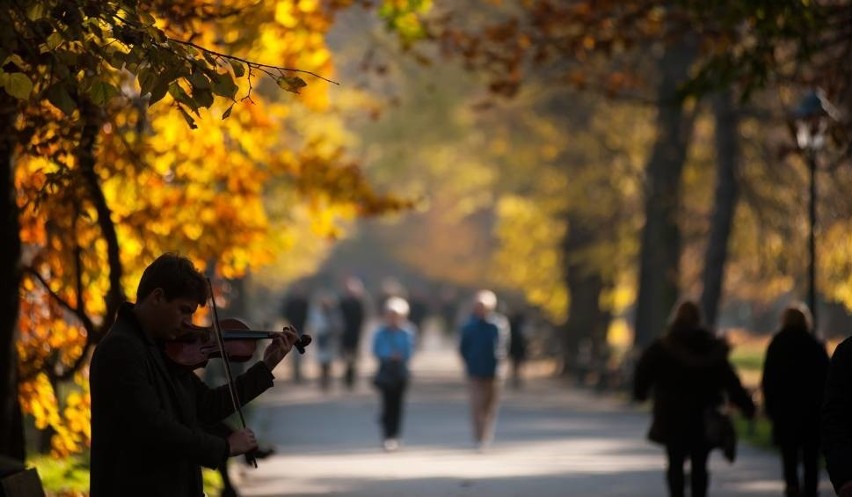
<box><xmin>762</xmin><ymin>304</ymin><xmax>829</xmax><ymax>497</ymax></box>
<box><xmin>634</xmin><ymin>300</ymin><xmax>756</xmax><ymax>497</ymax></box>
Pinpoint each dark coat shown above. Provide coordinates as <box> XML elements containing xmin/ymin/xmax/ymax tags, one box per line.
<box><xmin>821</xmin><ymin>336</ymin><xmax>852</xmax><ymax>493</ymax></box>
<box><xmin>633</xmin><ymin>325</ymin><xmax>756</xmax><ymax>447</ymax></box>
<box><xmin>89</xmin><ymin>303</ymin><xmax>275</xmax><ymax>497</ymax></box>
<box><xmin>761</xmin><ymin>324</ymin><xmax>829</xmax><ymax>445</ymax></box>
<box><xmin>339</xmin><ymin>295</ymin><xmax>366</xmax><ymax>351</ymax></box>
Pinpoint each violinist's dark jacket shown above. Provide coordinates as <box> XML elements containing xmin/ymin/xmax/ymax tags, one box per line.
<box><xmin>89</xmin><ymin>303</ymin><xmax>274</xmax><ymax>497</ymax></box>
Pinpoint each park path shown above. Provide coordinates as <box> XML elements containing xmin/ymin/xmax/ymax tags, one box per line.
<box><xmin>229</xmin><ymin>326</ymin><xmax>833</xmax><ymax>497</ymax></box>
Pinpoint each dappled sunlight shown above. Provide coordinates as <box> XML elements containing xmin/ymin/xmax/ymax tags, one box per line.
<box><xmin>235</xmin><ymin>439</ymin><xmax>662</xmax><ymax>496</ymax></box>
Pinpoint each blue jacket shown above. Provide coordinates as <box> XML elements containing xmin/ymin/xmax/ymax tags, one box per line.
<box><xmin>459</xmin><ymin>314</ymin><xmax>508</xmax><ymax>378</ymax></box>
<box><xmin>372</xmin><ymin>324</ymin><xmax>415</xmax><ymax>366</ymax></box>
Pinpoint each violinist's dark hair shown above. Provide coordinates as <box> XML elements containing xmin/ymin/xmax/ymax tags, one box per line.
<box><xmin>136</xmin><ymin>252</ymin><xmax>208</xmax><ymax>306</ymax></box>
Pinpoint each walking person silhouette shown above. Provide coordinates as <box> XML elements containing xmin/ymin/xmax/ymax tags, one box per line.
<box><xmin>633</xmin><ymin>300</ymin><xmax>756</xmax><ymax>497</ymax></box>
<box><xmin>762</xmin><ymin>303</ymin><xmax>829</xmax><ymax>497</ymax></box>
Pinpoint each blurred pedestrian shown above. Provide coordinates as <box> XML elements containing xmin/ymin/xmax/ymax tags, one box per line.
<box><xmin>439</xmin><ymin>286</ymin><xmax>460</xmax><ymax>336</ymax></box>
<box><xmin>371</xmin><ymin>297</ymin><xmax>416</xmax><ymax>451</ymax></box>
<box><xmin>89</xmin><ymin>253</ymin><xmax>300</xmax><ymax>497</ymax></box>
<box><xmin>633</xmin><ymin>299</ymin><xmax>756</xmax><ymax>497</ymax></box>
<box><xmin>339</xmin><ymin>276</ymin><xmax>367</xmax><ymax>390</ymax></box>
<box><xmin>307</xmin><ymin>290</ymin><xmax>343</xmax><ymax>392</ymax></box>
<box><xmin>407</xmin><ymin>286</ymin><xmax>430</xmax><ymax>347</ymax></box>
<box><xmin>762</xmin><ymin>303</ymin><xmax>829</xmax><ymax>497</ymax></box>
<box><xmin>459</xmin><ymin>289</ymin><xmax>509</xmax><ymax>451</ymax></box>
<box><xmin>281</xmin><ymin>282</ymin><xmax>310</xmax><ymax>383</ymax></box>
<box><xmin>820</xmin><ymin>323</ymin><xmax>852</xmax><ymax>497</ymax></box>
<box><xmin>507</xmin><ymin>304</ymin><xmax>529</xmax><ymax>390</ymax></box>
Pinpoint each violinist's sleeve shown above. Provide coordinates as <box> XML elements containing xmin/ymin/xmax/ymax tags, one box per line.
<box><xmin>90</xmin><ymin>333</ymin><xmax>229</xmax><ymax>469</ymax></box>
<box><xmin>192</xmin><ymin>361</ymin><xmax>275</xmax><ymax>425</ymax></box>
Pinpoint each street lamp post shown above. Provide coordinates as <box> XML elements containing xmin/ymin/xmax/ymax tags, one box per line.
<box><xmin>791</xmin><ymin>89</ymin><xmax>838</xmax><ymax>330</ymax></box>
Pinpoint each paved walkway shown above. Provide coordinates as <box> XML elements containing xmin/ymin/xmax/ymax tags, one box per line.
<box><xmin>229</xmin><ymin>328</ymin><xmax>833</xmax><ymax>497</ymax></box>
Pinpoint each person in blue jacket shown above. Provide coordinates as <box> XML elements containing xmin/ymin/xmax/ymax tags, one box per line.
<box><xmin>459</xmin><ymin>289</ymin><xmax>509</xmax><ymax>451</ymax></box>
<box><xmin>372</xmin><ymin>296</ymin><xmax>416</xmax><ymax>451</ymax></box>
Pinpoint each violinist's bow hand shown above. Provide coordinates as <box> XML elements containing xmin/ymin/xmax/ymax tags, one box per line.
<box><xmin>262</xmin><ymin>326</ymin><xmax>300</xmax><ymax>371</ymax></box>
<box><xmin>228</xmin><ymin>428</ymin><xmax>258</xmax><ymax>456</ymax></box>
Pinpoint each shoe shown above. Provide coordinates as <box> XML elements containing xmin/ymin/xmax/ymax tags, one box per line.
<box><xmin>475</xmin><ymin>438</ymin><xmax>492</xmax><ymax>453</ymax></box>
<box><xmin>383</xmin><ymin>438</ymin><xmax>399</xmax><ymax>452</ymax></box>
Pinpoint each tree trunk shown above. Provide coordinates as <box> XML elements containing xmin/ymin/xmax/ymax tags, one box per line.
<box><xmin>632</xmin><ymin>40</ymin><xmax>698</xmax><ymax>349</ymax></box>
<box><xmin>78</xmin><ymin>99</ymin><xmax>124</xmax><ymax>340</ymax></box>
<box><xmin>0</xmin><ymin>93</ymin><xmax>25</xmax><ymax>461</ymax></box>
<box><xmin>561</xmin><ymin>214</ymin><xmax>611</xmax><ymax>374</ymax></box>
<box><xmin>699</xmin><ymin>89</ymin><xmax>740</xmax><ymax>328</ymax></box>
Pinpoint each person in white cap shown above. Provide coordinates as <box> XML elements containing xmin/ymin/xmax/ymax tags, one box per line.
<box><xmin>459</xmin><ymin>289</ymin><xmax>509</xmax><ymax>451</ymax></box>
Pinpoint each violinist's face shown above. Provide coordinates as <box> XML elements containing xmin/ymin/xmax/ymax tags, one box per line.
<box><xmin>146</xmin><ymin>289</ymin><xmax>198</xmax><ymax>341</ymax></box>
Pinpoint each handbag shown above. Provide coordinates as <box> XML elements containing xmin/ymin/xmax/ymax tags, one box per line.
<box><xmin>704</xmin><ymin>407</ymin><xmax>737</xmax><ymax>463</ymax></box>
<box><xmin>372</xmin><ymin>359</ymin><xmax>407</xmax><ymax>389</ymax></box>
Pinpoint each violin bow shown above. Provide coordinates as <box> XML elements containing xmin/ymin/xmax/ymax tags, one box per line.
<box><xmin>206</xmin><ymin>278</ymin><xmax>258</xmax><ymax>468</ymax></box>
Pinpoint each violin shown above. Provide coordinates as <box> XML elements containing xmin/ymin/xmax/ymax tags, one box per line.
<box><xmin>189</xmin><ymin>278</ymin><xmax>309</xmax><ymax>468</ymax></box>
<box><xmin>165</xmin><ymin>317</ymin><xmax>312</xmax><ymax>370</ymax></box>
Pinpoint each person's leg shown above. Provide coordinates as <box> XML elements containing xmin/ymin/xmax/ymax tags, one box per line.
<box><xmin>380</xmin><ymin>388</ymin><xmax>393</xmax><ymax>439</ymax></box>
<box><xmin>665</xmin><ymin>444</ymin><xmax>687</xmax><ymax>497</ymax></box>
<box><xmin>387</xmin><ymin>386</ymin><xmax>405</xmax><ymax>439</ymax></box>
<box><xmin>802</xmin><ymin>437</ymin><xmax>820</xmax><ymax>497</ymax></box>
<box><xmin>380</xmin><ymin>386</ymin><xmax>404</xmax><ymax>451</ymax></box>
<box><xmin>468</xmin><ymin>379</ymin><xmax>487</xmax><ymax>443</ymax></box>
<box><xmin>510</xmin><ymin>359</ymin><xmax>522</xmax><ymax>389</ymax></box>
<box><xmin>321</xmin><ymin>362</ymin><xmax>333</xmax><ymax>391</ymax></box>
<box><xmin>343</xmin><ymin>349</ymin><xmax>356</xmax><ymax>389</ymax></box>
<box><xmin>292</xmin><ymin>352</ymin><xmax>302</xmax><ymax>384</ymax></box>
<box><xmin>689</xmin><ymin>444</ymin><xmax>711</xmax><ymax>497</ymax></box>
<box><xmin>780</xmin><ymin>442</ymin><xmax>801</xmax><ymax>496</ymax></box>
<box><xmin>480</xmin><ymin>378</ymin><xmax>500</xmax><ymax>445</ymax></box>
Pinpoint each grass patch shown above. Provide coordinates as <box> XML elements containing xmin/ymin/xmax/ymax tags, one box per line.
<box><xmin>27</xmin><ymin>453</ymin><xmax>89</xmax><ymax>496</ymax></box>
<box><xmin>203</xmin><ymin>467</ymin><xmax>223</xmax><ymax>496</ymax></box>
<box><xmin>733</xmin><ymin>413</ymin><xmax>774</xmax><ymax>451</ymax></box>
<box><xmin>25</xmin><ymin>453</ymin><xmax>223</xmax><ymax>497</ymax></box>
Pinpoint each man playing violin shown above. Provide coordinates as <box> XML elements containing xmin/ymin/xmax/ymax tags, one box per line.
<box><xmin>89</xmin><ymin>252</ymin><xmax>300</xmax><ymax>497</ymax></box>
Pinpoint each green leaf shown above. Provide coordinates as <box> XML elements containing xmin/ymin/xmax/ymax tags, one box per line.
<box><xmin>211</xmin><ymin>72</ymin><xmax>238</xmax><ymax>99</ymax></box>
<box><xmin>0</xmin><ymin>72</ymin><xmax>34</xmax><ymax>100</ymax></box>
<box><xmin>222</xmin><ymin>103</ymin><xmax>234</xmax><ymax>120</ymax></box>
<box><xmin>203</xmin><ymin>51</ymin><xmax>218</xmax><ymax>66</ymax></box>
<box><xmin>169</xmin><ymin>83</ymin><xmax>199</xmax><ymax>114</ymax></box>
<box><xmin>89</xmin><ymin>81</ymin><xmax>119</xmax><ymax>105</ymax></box>
<box><xmin>46</xmin><ymin>32</ymin><xmax>63</xmax><ymax>50</ymax></box>
<box><xmin>276</xmin><ymin>75</ymin><xmax>307</xmax><ymax>94</ymax></box>
<box><xmin>4</xmin><ymin>54</ymin><xmax>26</xmax><ymax>70</ymax></box>
<box><xmin>139</xmin><ymin>11</ymin><xmax>156</xmax><ymax>26</ymax></box>
<box><xmin>46</xmin><ymin>84</ymin><xmax>76</xmax><ymax>115</ymax></box>
<box><xmin>177</xmin><ymin>104</ymin><xmax>198</xmax><ymax>129</ymax></box>
<box><xmin>229</xmin><ymin>60</ymin><xmax>245</xmax><ymax>78</ymax></box>
<box><xmin>138</xmin><ymin>68</ymin><xmax>157</xmax><ymax>96</ymax></box>
<box><xmin>192</xmin><ymin>88</ymin><xmax>214</xmax><ymax>109</ymax></box>
<box><xmin>188</xmin><ymin>68</ymin><xmax>210</xmax><ymax>90</ymax></box>
<box><xmin>149</xmin><ymin>78</ymin><xmax>170</xmax><ymax>105</ymax></box>
<box><xmin>26</xmin><ymin>3</ymin><xmax>48</xmax><ymax>20</ymax></box>
<box><xmin>146</xmin><ymin>67</ymin><xmax>180</xmax><ymax>105</ymax></box>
